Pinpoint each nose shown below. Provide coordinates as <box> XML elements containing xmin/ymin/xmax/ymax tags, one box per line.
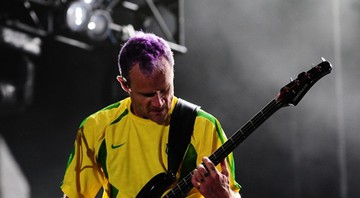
<box><xmin>151</xmin><ymin>91</ymin><xmax>165</xmax><ymax>108</ymax></box>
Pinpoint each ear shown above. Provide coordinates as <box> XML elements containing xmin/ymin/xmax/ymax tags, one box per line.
<box><xmin>117</xmin><ymin>76</ymin><xmax>130</xmax><ymax>93</ymax></box>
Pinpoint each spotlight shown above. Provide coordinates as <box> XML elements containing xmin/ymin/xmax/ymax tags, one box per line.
<box><xmin>86</xmin><ymin>10</ymin><xmax>112</xmax><ymax>41</ymax></box>
<box><xmin>82</xmin><ymin>0</ymin><xmax>103</xmax><ymax>8</ymax></box>
<box><xmin>66</xmin><ymin>1</ymin><xmax>91</xmax><ymax>32</ymax></box>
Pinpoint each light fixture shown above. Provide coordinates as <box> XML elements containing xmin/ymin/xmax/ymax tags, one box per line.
<box><xmin>60</xmin><ymin>0</ymin><xmax>186</xmax><ymax>52</ymax></box>
<box><xmin>86</xmin><ymin>10</ymin><xmax>112</xmax><ymax>41</ymax></box>
<box><xmin>1</xmin><ymin>27</ymin><xmax>42</xmax><ymax>56</ymax></box>
<box><xmin>82</xmin><ymin>0</ymin><xmax>103</xmax><ymax>9</ymax></box>
<box><xmin>66</xmin><ymin>1</ymin><xmax>91</xmax><ymax>32</ymax></box>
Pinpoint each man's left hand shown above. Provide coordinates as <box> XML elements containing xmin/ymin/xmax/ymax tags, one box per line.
<box><xmin>191</xmin><ymin>157</ymin><xmax>240</xmax><ymax>198</ymax></box>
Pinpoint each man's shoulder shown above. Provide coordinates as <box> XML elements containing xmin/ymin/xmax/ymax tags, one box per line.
<box><xmin>175</xmin><ymin>97</ymin><xmax>218</xmax><ymax>123</ymax></box>
<box><xmin>177</xmin><ymin>98</ymin><xmax>218</xmax><ymax>125</ymax></box>
<box><xmin>80</xmin><ymin>98</ymin><xmax>129</xmax><ymax>128</ymax></box>
<box><xmin>196</xmin><ymin>109</ymin><xmax>218</xmax><ymax>124</ymax></box>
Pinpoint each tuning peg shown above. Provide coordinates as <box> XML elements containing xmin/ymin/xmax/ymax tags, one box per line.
<box><xmin>321</xmin><ymin>57</ymin><xmax>326</xmax><ymax>62</ymax></box>
<box><xmin>289</xmin><ymin>77</ymin><xmax>293</xmax><ymax>82</ymax></box>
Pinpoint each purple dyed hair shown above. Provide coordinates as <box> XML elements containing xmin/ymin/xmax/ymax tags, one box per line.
<box><xmin>118</xmin><ymin>32</ymin><xmax>174</xmax><ymax>84</ymax></box>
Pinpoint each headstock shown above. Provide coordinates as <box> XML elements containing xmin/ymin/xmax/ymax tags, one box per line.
<box><xmin>277</xmin><ymin>58</ymin><xmax>332</xmax><ymax>106</ymax></box>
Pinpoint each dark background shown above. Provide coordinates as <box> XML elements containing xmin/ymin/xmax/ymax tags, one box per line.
<box><xmin>1</xmin><ymin>0</ymin><xmax>360</xmax><ymax>197</ymax></box>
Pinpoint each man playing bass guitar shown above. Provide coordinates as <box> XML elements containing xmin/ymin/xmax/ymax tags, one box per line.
<box><xmin>60</xmin><ymin>32</ymin><xmax>241</xmax><ymax>198</ymax></box>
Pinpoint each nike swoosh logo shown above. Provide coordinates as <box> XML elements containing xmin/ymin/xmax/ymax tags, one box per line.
<box><xmin>111</xmin><ymin>143</ymin><xmax>125</xmax><ymax>149</ymax></box>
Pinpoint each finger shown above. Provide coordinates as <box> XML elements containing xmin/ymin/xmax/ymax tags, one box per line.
<box><xmin>202</xmin><ymin>157</ymin><xmax>218</xmax><ymax>176</ymax></box>
<box><xmin>197</xmin><ymin>163</ymin><xmax>209</xmax><ymax>178</ymax></box>
<box><xmin>220</xmin><ymin>159</ymin><xmax>230</xmax><ymax>177</ymax></box>
<box><xmin>191</xmin><ymin>169</ymin><xmax>202</xmax><ymax>188</ymax></box>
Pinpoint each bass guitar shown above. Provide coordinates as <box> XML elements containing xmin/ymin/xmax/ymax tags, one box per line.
<box><xmin>137</xmin><ymin>58</ymin><xmax>333</xmax><ymax>198</ymax></box>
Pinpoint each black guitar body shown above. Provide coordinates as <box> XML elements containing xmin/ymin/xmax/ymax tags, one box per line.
<box><xmin>136</xmin><ymin>172</ymin><xmax>175</xmax><ymax>198</ymax></box>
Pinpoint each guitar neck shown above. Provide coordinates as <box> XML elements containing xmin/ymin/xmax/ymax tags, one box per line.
<box><xmin>164</xmin><ymin>98</ymin><xmax>284</xmax><ymax>197</ymax></box>
<box><xmin>211</xmin><ymin>98</ymin><xmax>282</xmax><ymax>164</ymax></box>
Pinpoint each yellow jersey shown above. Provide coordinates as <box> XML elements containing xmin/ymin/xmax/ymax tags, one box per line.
<box><xmin>61</xmin><ymin>97</ymin><xmax>240</xmax><ymax>197</ymax></box>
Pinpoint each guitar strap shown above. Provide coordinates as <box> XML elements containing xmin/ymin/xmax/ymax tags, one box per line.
<box><xmin>167</xmin><ymin>98</ymin><xmax>199</xmax><ymax>179</ymax></box>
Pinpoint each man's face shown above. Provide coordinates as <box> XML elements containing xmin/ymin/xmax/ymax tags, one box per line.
<box><xmin>125</xmin><ymin>59</ymin><xmax>174</xmax><ymax>124</ymax></box>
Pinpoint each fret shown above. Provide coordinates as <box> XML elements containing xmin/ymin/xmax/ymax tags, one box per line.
<box><xmin>259</xmin><ymin>109</ymin><xmax>266</xmax><ymax>119</ymax></box>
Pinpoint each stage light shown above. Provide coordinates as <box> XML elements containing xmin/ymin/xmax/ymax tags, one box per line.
<box><xmin>1</xmin><ymin>27</ymin><xmax>42</xmax><ymax>56</ymax></box>
<box><xmin>82</xmin><ymin>0</ymin><xmax>103</xmax><ymax>8</ymax></box>
<box><xmin>66</xmin><ymin>1</ymin><xmax>91</xmax><ymax>32</ymax></box>
<box><xmin>86</xmin><ymin>10</ymin><xmax>112</xmax><ymax>41</ymax></box>
<box><xmin>61</xmin><ymin>0</ymin><xmax>186</xmax><ymax>52</ymax></box>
